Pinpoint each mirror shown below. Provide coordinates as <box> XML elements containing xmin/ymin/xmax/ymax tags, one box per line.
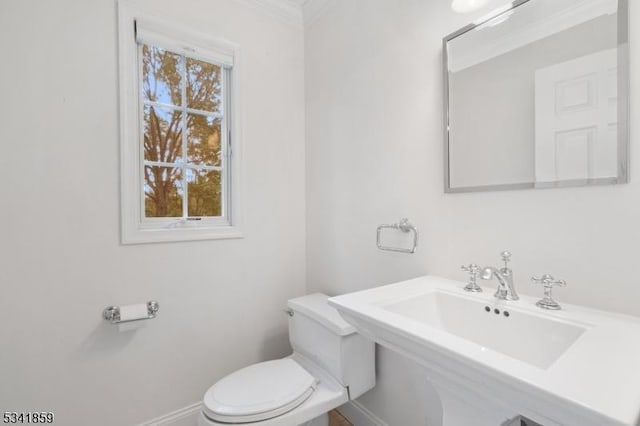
<box><xmin>444</xmin><ymin>0</ymin><xmax>629</xmax><ymax>193</ymax></box>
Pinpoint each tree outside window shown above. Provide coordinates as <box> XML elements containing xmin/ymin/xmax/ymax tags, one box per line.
<box><xmin>141</xmin><ymin>44</ymin><xmax>226</xmax><ymax>219</ymax></box>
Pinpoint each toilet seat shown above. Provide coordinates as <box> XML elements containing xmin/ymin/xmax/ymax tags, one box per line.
<box><xmin>203</xmin><ymin>359</ymin><xmax>317</xmax><ymax>424</ymax></box>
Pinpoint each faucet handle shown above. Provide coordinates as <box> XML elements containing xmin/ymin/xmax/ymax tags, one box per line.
<box><xmin>531</xmin><ymin>274</ymin><xmax>566</xmax><ymax>310</ymax></box>
<box><xmin>500</xmin><ymin>251</ymin><xmax>512</xmax><ymax>269</ymax></box>
<box><xmin>461</xmin><ymin>264</ymin><xmax>482</xmax><ymax>292</ymax></box>
<box><xmin>531</xmin><ymin>274</ymin><xmax>566</xmax><ymax>287</ymax></box>
<box><xmin>461</xmin><ymin>263</ymin><xmax>480</xmax><ymax>273</ymax></box>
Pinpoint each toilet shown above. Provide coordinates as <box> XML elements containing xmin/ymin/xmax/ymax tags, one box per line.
<box><xmin>198</xmin><ymin>293</ymin><xmax>376</xmax><ymax>426</ymax></box>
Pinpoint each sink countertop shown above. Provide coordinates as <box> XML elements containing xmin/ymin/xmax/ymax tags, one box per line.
<box><xmin>329</xmin><ymin>275</ymin><xmax>640</xmax><ymax>426</ymax></box>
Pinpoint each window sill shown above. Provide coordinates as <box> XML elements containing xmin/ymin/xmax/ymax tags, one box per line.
<box><xmin>121</xmin><ymin>225</ymin><xmax>243</xmax><ymax>245</ymax></box>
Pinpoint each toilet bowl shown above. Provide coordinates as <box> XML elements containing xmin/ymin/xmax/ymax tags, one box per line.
<box><xmin>198</xmin><ymin>293</ymin><xmax>375</xmax><ymax>426</ymax></box>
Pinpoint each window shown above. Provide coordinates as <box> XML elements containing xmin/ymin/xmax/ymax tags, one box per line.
<box><xmin>141</xmin><ymin>44</ymin><xmax>226</xmax><ymax>219</ymax></box>
<box><xmin>118</xmin><ymin>3</ymin><xmax>242</xmax><ymax>244</ymax></box>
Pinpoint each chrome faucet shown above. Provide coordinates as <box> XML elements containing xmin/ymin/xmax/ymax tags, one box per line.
<box><xmin>480</xmin><ymin>251</ymin><xmax>519</xmax><ymax>301</ymax></box>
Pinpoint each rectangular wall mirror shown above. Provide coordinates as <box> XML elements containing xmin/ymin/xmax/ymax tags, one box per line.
<box><xmin>444</xmin><ymin>0</ymin><xmax>629</xmax><ymax>193</ymax></box>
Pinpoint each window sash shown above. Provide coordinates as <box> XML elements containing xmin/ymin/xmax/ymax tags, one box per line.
<box><xmin>143</xmin><ymin>161</ymin><xmax>222</xmax><ymax>172</ymax></box>
<box><xmin>142</xmin><ymin>100</ymin><xmax>224</xmax><ymax>120</ymax></box>
<box><xmin>137</xmin><ymin>41</ymin><xmax>231</xmax><ymax>224</ymax></box>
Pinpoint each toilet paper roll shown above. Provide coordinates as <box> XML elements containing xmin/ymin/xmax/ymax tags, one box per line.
<box><xmin>119</xmin><ymin>303</ymin><xmax>149</xmax><ymax>322</ymax></box>
<box><xmin>118</xmin><ymin>321</ymin><xmax>147</xmax><ymax>332</ymax></box>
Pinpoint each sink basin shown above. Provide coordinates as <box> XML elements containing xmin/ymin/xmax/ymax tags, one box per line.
<box><xmin>329</xmin><ymin>276</ymin><xmax>640</xmax><ymax>426</ymax></box>
<box><xmin>380</xmin><ymin>290</ymin><xmax>586</xmax><ymax>369</ymax></box>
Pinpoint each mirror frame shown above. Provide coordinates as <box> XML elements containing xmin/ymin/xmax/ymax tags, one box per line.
<box><xmin>443</xmin><ymin>0</ymin><xmax>630</xmax><ymax>193</ymax></box>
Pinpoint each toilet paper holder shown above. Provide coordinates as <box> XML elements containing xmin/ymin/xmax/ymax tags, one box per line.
<box><xmin>103</xmin><ymin>301</ymin><xmax>160</xmax><ymax>324</ymax></box>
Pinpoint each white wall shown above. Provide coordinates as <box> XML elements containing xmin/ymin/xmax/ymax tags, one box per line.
<box><xmin>0</xmin><ymin>1</ymin><xmax>305</xmax><ymax>425</ymax></box>
<box><xmin>305</xmin><ymin>0</ymin><xmax>639</xmax><ymax>425</ymax></box>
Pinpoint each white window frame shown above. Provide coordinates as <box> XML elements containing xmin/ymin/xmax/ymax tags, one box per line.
<box><xmin>118</xmin><ymin>1</ymin><xmax>243</xmax><ymax>244</ymax></box>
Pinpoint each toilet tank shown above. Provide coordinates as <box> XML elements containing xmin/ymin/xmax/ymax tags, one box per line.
<box><xmin>287</xmin><ymin>294</ymin><xmax>375</xmax><ymax>400</ymax></box>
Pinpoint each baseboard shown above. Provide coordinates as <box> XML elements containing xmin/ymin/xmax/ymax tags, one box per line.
<box><xmin>337</xmin><ymin>401</ymin><xmax>388</xmax><ymax>426</ymax></box>
<box><xmin>138</xmin><ymin>402</ymin><xmax>202</xmax><ymax>426</ymax></box>
<box><xmin>140</xmin><ymin>399</ymin><xmax>386</xmax><ymax>426</ymax></box>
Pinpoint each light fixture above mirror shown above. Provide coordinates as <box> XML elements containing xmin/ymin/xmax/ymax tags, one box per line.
<box><xmin>451</xmin><ymin>0</ymin><xmax>490</xmax><ymax>14</ymax></box>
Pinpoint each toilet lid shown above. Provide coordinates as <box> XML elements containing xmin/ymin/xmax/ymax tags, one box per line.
<box><xmin>203</xmin><ymin>358</ymin><xmax>317</xmax><ymax>424</ymax></box>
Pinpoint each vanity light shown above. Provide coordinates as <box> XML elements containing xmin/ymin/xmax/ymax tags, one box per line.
<box><xmin>451</xmin><ymin>0</ymin><xmax>490</xmax><ymax>13</ymax></box>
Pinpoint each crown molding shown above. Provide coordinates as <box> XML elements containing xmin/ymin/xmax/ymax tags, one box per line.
<box><xmin>231</xmin><ymin>0</ymin><xmax>335</xmax><ymax>29</ymax></box>
<box><xmin>301</xmin><ymin>0</ymin><xmax>335</xmax><ymax>27</ymax></box>
<box><xmin>234</xmin><ymin>0</ymin><xmax>304</xmax><ymax>28</ymax></box>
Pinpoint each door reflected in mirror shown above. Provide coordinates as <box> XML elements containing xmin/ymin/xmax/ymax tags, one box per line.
<box><xmin>444</xmin><ymin>0</ymin><xmax>629</xmax><ymax>193</ymax></box>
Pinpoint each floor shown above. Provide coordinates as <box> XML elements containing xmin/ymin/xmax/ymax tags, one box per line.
<box><xmin>329</xmin><ymin>410</ymin><xmax>353</xmax><ymax>426</ymax></box>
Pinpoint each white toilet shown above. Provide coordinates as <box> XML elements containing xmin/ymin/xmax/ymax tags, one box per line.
<box><xmin>198</xmin><ymin>293</ymin><xmax>375</xmax><ymax>426</ymax></box>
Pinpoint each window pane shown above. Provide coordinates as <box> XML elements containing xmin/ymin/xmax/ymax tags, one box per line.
<box><xmin>144</xmin><ymin>105</ymin><xmax>184</xmax><ymax>164</ymax></box>
<box><xmin>187</xmin><ymin>114</ymin><xmax>222</xmax><ymax>166</ymax></box>
<box><xmin>142</xmin><ymin>44</ymin><xmax>182</xmax><ymax>105</ymax></box>
<box><xmin>187</xmin><ymin>169</ymin><xmax>222</xmax><ymax>217</ymax></box>
<box><xmin>187</xmin><ymin>57</ymin><xmax>222</xmax><ymax>113</ymax></box>
<box><xmin>144</xmin><ymin>166</ymin><xmax>183</xmax><ymax>218</ymax></box>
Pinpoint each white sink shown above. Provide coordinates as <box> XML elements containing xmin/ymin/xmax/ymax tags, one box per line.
<box><xmin>381</xmin><ymin>290</ymin><xmax>586</xmax><ymax>369</ymax></box>
<box><xmin>329</xmin><ymin>276</ymin><xmax>640</xmax><ymax>426</ymax></box>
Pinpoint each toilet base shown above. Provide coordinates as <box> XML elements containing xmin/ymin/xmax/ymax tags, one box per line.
<box><xmin>198</xmin><ymin>411</ymin><xmax>329</xmax><ymax>426</ymax></box>
<box><xmin>300</xmin><ymin>413</ymin><xmax>328</xmax><ymax>426</ymax></box>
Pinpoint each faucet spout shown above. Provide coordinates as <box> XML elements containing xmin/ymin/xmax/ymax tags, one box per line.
<box><xmin>480</xmin><ymin>266</ymin><xmax>519</xmax><ymax>301</ymax></box>
<box><xmin>480</xmin><ymin>266</ymin><xmax>495</xmax><ymax>281</ymax></box>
